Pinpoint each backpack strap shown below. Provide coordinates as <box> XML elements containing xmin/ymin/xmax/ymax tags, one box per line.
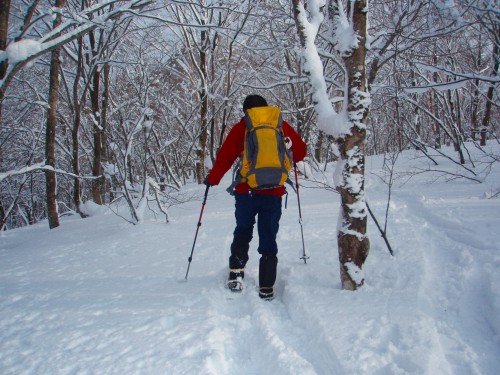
<box><xmin>226</xmin><ymin>159</ymin><xmax>242</xmax><ymax>195</ymax></box>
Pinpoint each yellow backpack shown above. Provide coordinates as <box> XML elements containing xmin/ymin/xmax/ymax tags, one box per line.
<box><xmin>239</xmin><ymin>106</ymin><xmax>292</xmax><ymax>189</ymax></box>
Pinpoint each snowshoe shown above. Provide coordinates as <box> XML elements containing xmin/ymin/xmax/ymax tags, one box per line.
<box><xmin>227</xmin><ymin>269</ymin><xmax>244</xmax><ymax>293</ymax></box>
<box><xmin>258</xmin><ymin>287</ymin><xmax>274</xmax><ymax>301</ymax></box>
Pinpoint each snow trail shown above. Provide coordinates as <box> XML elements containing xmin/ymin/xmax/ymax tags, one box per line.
<box><xmin>397</xmin><ymin>191</ymin><xmax>500</xmax><ymax>375</ymax></box>
<box><xmin>197</xmin><ymin>267</ymin><xmax>345</xmax><ymax>375</ymax></box>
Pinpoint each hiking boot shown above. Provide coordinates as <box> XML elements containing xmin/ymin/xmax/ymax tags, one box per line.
<box><xmin>258</xmin><ymin>287</ymin><xmax>274</xmax><ymax>301</ymax></box>
<box><xmin>227</xmin><ymin>269</ymin><xmax>244</xmax><ymax>292</ymax></box>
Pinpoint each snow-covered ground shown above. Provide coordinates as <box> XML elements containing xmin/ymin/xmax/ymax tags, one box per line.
<box><xmin>1</xmin><ymin>142</ymin><xmax>499</xmax><ymax>375</ymax></box>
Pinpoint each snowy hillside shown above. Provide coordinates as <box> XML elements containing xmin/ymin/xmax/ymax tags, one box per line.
<box><xmin>1</xmin><ymin>143</ymin><xmax>499</xmax><ymax>375</ymax></box>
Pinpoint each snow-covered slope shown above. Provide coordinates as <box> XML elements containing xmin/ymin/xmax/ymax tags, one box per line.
<box><xmin>1</xmin><ymin>143</ymin><xmax>499</xmax><ymax>374</ymax></box>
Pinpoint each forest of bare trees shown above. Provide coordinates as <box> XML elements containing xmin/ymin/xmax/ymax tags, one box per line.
<box><xmin>1</xmin><ymin>0</ymin><xmax>498</xmax><ymax>238</ymax></box>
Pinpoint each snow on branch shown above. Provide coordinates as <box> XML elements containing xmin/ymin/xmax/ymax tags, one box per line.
<box><xmin>403</xmin><ymin>78</ymin><xmax>468</xmax><ymax>94</ymax></box>
<box><xmin>293</xmin><ymin>0</ymin><xmax>351</xmax><ymax>138</ymax></box>
<box><xmin>0</xmin><ymin>163</ymin><xmax>100</xmax><ymax>183</ymax></box>
<box><xmin>414</xmin><ymin>62</ymin><xmax>500</xmax><ymax>84</ymax></box>
<box><xmin>331</xmin><ymin>0</ymin><xmax>359</xmax><ymax>56</ymax></box>
<box><xmin>0</xmin><ymin>0</ymin><xmax>154</xmax><ymax>94</ymax></box>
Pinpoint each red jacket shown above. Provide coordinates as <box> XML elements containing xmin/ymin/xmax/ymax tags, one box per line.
<box><xmin>207</xmin><ymin>116</ymin><xmax>307</xmax><ymax>197</ymax></box>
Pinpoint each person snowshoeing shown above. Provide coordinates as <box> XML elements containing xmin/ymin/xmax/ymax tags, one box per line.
<box><xmin>204</xmin><ymin>95</ymin><xmax>307</xmax><ymax>300</ymax></box>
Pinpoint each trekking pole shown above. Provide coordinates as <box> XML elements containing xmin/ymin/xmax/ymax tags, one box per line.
<box><xmin>293</xmin><ymin>163</ymin><xmax>309</xmax><ymax>264</ymax></box>
<box><xmin>185</xmin><ymin>184</ymin><xmax>210</xmax><ymax>280</ymax></box>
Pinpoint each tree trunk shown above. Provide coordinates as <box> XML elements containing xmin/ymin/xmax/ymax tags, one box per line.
<box><xmin>447</xmin><ymin>86</ymin><xmax>465</xmax><ymax>164</ymax></box>
<box><xmin>471</xmin><ymin>80</ymin><xmax>480</xmax><ymax>141</ymax></box>
<box><xmin>196</xmin><ymin>29</ymin><xmax>209</xmax><ymax>184</ymax></box>
<box><xmin>431</xmin><ymin>52</ymin><xmax>442</xmax><ymax>149</ymax></box>
<box><xmin>480</xmin><ymin>17</ymin><xmax>499</xmax><ymax>146</ymax></box>
<box><xmin>72</xmin><ymin>35</ymin><xmax>85</xmax><ymax>216</ymax></box>
<box><xmin>471</xmin><ymin>34</ymin><xmax>483</xmax><ymax>142</ymax></box>
<box><xmin>315</xmin><ymin>130</ymin><xmax>325</xmax><ymax>163</ymax></box>
<box><xmin>337</xmin><ymin>0</ymin><xmax>370</xmax><ymax>290</ymax></box>
<box><xmin>89</xmin><ymin>30</ymin><xmax>103</xmax><ymax>204</ymax></box>
<box><xmin>0</xmin><ymin>0</ymin><xmax>11</xmax><ymax>116</ymax></box>
<box><xmin>0</xmin><ymin>0</ymin><xmax>9</xmax><ymax>78</ymax></box>
<box><xmin>292</xmin><ymin>0</ymin><xmax>370</xmax><ymax>289</ymax></box>
<box><xmin>101</xmin><ymin>62</ymin><xmax>111</xmax><ymax>200</ymax></box>
<box><xmin>45</xmin><ymin>0</ymin><xmax>67</xmax><ymax>229</ymax></box>
<box><xmin>481</xmin><ymin>87</ymin><xmax>495</xmax><ymax>146</ymax></box>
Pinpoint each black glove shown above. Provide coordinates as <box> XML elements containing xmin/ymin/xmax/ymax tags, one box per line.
<box><xmin>203</xmin><ymin>176</ymin><xmax>212</xmax><ymax>187</ymax></box>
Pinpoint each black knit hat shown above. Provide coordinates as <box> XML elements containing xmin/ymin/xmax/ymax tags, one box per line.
<box><xmin>243</xmin><ymin>95</ymin><xmax>268</xmax><ymax>112</ymax></box>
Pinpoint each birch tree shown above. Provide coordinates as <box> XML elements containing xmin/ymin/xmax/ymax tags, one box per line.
<box><xmin>293</xmin><ymin>0</ymin><xmax>370</xmax><ymax>290</ymax></box>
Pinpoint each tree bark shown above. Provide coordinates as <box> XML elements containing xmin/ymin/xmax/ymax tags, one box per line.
<box><xmin>196</xmin><ymin>29</ymin><xmax>209</xmax><ymax>184</ymax></box>
<box><xmin>431</xmin><ymin>52</ymin><xmax>442</xmax><ymax>149</ymax></box>
<box><xmin>315</xmin><ymin>130</ymin><xmax>325</xmax><ymax>163</ymax></box>
<box><xmin>480</xmin><ymin>25</ymin><xmax>499</xmax><ymax>146</ymax></box>
<box><xmin>72</xmin><ymin>35</ymin><xmax>87</xmax><ymax>217</ymax></box>
<box><xmin>101</xmin><ymin>62</ymin><xmax>111</xmax><ymax>199</ymax></box>
<box><xmin>0</xmin><ymin>0</ymin><xmax>11</xmax><ymax>116</ymax></box>
<box><xmin>0</xmin><ymin>0</ymin><xmax>9</xmax><ymax>78</ymax></box>
<box><xmin>337</xmin><ymin>0</ymin><xmax>370</xmax><ymax>290</ymax></box>
<box><xmin>292</xmin><ymin>0</ymin><xmax>370</xmax><ymax>289</ymax></box>
<box><xmin>471</xmin><ymin>34</ymin><xmax>483</xmax><ymax>142</ymax></box>
<box><xmin>45</xmin><ymin>0</ymin><xmax>67</xmax><ymax>229</ymax></box>
<box><xmin>88</xmin><ymin>29</ymin><xmax>104</xmax><ymax>204</ymax></box>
